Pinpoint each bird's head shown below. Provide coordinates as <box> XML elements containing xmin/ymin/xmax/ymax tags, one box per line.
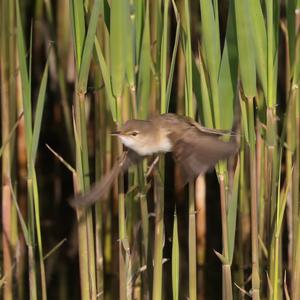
<box><xmin>112</xmin><ymin>120</ymin><xmax>155</xmax><ymax>155</ymax></box>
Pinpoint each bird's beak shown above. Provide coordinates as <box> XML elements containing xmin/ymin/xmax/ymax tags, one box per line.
<box><xmin>111</xmin><ymin>131</ymin><xmax>121</xmax><ymax>136</ymax></box>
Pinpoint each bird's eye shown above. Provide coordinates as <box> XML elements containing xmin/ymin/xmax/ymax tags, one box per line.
<box><xmin>131</xmin><ymin>131</ymin><xmax>138</xmax><ymax>136</ymax></box>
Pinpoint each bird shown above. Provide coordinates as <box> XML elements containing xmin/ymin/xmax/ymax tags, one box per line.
<box><xmin>70</xmin><ymin>113</ymin><xmax>238</xmax><ymax>208</ymax></box>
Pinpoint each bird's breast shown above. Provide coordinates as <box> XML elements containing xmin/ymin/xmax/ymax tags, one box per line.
<box><xmin>155</xmin><ymin>135</ymin><xmax>173</xmax><ymax>153</ymax></box>
<box><xmin>136</xmin><ymin>135</ymin><xmax>172</xmax><ymax>156</ymax></box>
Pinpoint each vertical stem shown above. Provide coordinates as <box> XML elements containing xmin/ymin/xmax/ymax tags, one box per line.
<box><xmin>94</xmin><ymin>82</ymin><xmax>104</xmax><ymax>297</ymax></box>
<box><xmin>95</xmin><ymin>203</ymin><xmax>104</xmax><ymax>299</ymax></box>
<box><xmin>74</xmin><ymin>85</ymin><xmax>96</xmax><ymax>300</ymax></box>
<box><xmin>31</xmin><ymin>169</ymin><xmax>47</xmax><ymax>300</ymax></box>
<box><xmin>137</xmin><ymin>162</ymin><xmax>150</xmax><ymax>298</ymax></box>
<box><xmin>152</xmin><ymin>156</ymin><xmax>165</xmax><ymax>300</ymax></box>
<box><xmin>250</xmin><ymin>155</ymin><xmax>260</xmax><ymax>300</ymax></box>
<box><xmin>1</xmin><ymin>0</ymin><xmax>16</xmax><ymax>298</ymax></box>
<box><xmin>266</xmin><ymin>0</ymin><xmax>274</xmax><ymax>108</ymax></box>
<box><xmin>292</xmin><ymin>220</ymin><xmax>300</xmax><ymax>299</ymax></box>
<box><xmin>77</xmin><ymin>210</ymin><xmax>92</xmax><ymax>300</ymax></box>
<box><xmin>247</xmin><ymin>98</ymin><xmax>260</xmax><ymax>300</ymax></box>
<box><xmin>237</xmin><ymin>135</ymin><xmax>246</xmax><ymax>296</ymax></box>
<box><xmin>115</xmin><ymin>95</ymin><xmax>127</xmax><ymax>300</ymax></box>
<box><xmin>28</xmin><ymin>245</ymin><xmax>38</xmax><ymax>300</ymax></box>
<box><xmin>292</xmin><ymin>90</ymin><xmax>300</xmax><ymax>295</ymax></box>
<box><xmin>79</xmin><ymin>91</ymin><xmax>97</xmax><ymax>300</ymax></box>
<box><xmin>138</xmin><ymin>163</ymin><xmax>149</xmax><ymax>260</ymax></box>
<box><xmin>118</xmin><ymin>167</ymin><xmax>127</xmax><ymax>300</ymax></box>
<box><xmin>188</xmin><ymin>182</ymin><xmax>197</xmax><ymax>300</ymax></box>
<box><xmin>73</xmin><ymin>174</ymin><xmax>90</xmax><ymax>300</ymax></box>
<box><xmin>219</xmin><ymin>174</ymin><xmax>229</xmax><ymax>259</ymax></box>
<box><xmin>219</xmin><ymin>172</ymin><xmax>233</xmax><ymax>300</ymax></box>
<box><xmin>27</xmin><ymin>178</ymin><xmax>37</xmax><ymax>300</ymax></box>
<box><xmin>195</xmin><ymin>175</ymin><xmax>206</xmax><ymax>300</ymax></box>
<box><xmin>267</xmin><ymin>108</ymin><xmax>278</xmax><ymax>299</ymax></box>
<box><xmin>2</xmin><ymin>184</ymin><xmax>13</xmax><ymax>300</ymax></box>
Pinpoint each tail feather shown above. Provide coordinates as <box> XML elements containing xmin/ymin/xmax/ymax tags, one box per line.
<box><xmin>69</xmin><ymin>150</ymin><xmax>141</xmax><ymax>208</ymax></box>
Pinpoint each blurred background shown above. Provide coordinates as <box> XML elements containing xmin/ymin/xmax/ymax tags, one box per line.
<box><xmin>0</xmin><ymin>0</ymin><xmax>300</xmax><ymax>299</ymax></box>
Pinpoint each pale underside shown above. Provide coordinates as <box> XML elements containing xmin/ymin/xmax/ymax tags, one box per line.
<box><xmin>119</xmin><ymin>134</ymin><xmax>172</xmax><ymax>156</ymax></box>
<box><xmin>70</xmin><ymin>113</ymin><xmax>238</xmax><ymax>207</ymax></box>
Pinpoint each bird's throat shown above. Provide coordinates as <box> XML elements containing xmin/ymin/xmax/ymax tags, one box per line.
<box><xmin>119</xmin><ymin>131</ymin><xmax>172</xmax><ymax>156</ymax></box>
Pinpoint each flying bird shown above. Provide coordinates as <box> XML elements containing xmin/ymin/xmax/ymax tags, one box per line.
<box><xmin>70</xmin><ymin>113</ymin><xmax>238</xmax><ymax>208</ymax></box>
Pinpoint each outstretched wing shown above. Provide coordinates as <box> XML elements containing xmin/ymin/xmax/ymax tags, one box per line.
<box><xmin>171</xmin><ymin>128</ymin><xmax>237</xmax><ymax>182</ymax></box>
<box><xmin>69</xmin><ymin>150</ymin><xmax>142</xmax><ymax>208</ymax></box>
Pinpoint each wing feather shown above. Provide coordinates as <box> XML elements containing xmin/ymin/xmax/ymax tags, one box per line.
<box><xmin>171</xmin><ymin>128</ymin><xmax>237</xmax><ymax>182</ymax></box>
<box><xmin>69</xmin><ymin>150</ymin><xmax>141</xmax><ymax>208</ymax></box>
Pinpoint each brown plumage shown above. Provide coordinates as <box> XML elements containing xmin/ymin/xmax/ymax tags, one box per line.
<box><xmin>70</xmin><ymin>113</ymin><xmax>238</xmax><ymax>208</ymax></box>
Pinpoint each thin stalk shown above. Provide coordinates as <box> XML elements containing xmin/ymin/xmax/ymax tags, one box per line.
<box><xmin>114</xmin><ymin>94</ymin><xmax>127</xmax><ymax>300</ymax></box>
<box><xmin>1</xmin><ymin>185</ymin><xmax>13</xmax><ymax>300</ymax></box>
<box><xmin>219</xmin><ymin>174</ymin><xmax>229</xmax><ymax>260</ymax></box>
<box><xmin>273</xmin><ymin>161</ymin><xmax>283</xmax><ymax>300</ymax></box>
<box><xmin>76</xmin><ymin>88</ymin><xmax>97</xmax><ymax>300</ymax></box>
<box><xmin>219</xmin><ymin>172</ymin><xmax>233</xmax><ymax>300</ymax></box>
<box><xmin>73</xmin><ymin>174</ymin><xmax>90</xmax><ymax>300</ymax></box>
<box><xmin>183</xmin><ymin>2</ymin><xmax>198</xmax><ymax>299</ymax></box>
<box><xmin>73</xmin><ymin>137</ymin><xmax>91</xmax><ymax>300</ymax></box>
<box><xmin>257</xmin><ymin>120</ymin><xmax>266</xmax><ymax>251</ymax></box>
<box><xmin>118</xmin><ymin>145</ymin><xmax>127</xmax><ymax>300</ymax></box>
<box><xmin>94</xmin><ymin>72</ymin><xmax>105</xmax><ymax>298</ymax></box>
<box><xmin>234</xmin><ymin>138</ymin><xmax>246</xmax><ymax>299</ymax></box>
<box><xmin>265</xmin><ymin>3</ymin><xmax>279</xmax><ymax>293</ymax></box>
<box><xmin>285</xmin><ymin>93</ymin><xmax>295</xmax><ymax>276</ymax></box>
<box><xmin>160</xmin><ymin>0</ymin><xmax>170</xmax><ymax>113</ymax></box>
<box><xmin>94</xmin><ymin>194</ymin><xmax>104</xmax><ymax>298</ymax></box>
<box><xmin>138</xmin><ymin>163</ymin><xmax>149</xmax><ymax>260</ymax></box>
<box><xmin>28</xmin><ymin>245</ymin><xmax>38</xmax><ymax>300</ymax></box>
<box><xmin>1</xmin><ymin>4</ymin><xmax>13</xmax><ymax>297</ymax></box>
<box><xmin>1</xmin><ymin>2</ymin><xmax>20</xmax><ymax>299</ymax></box>
<box><xmin>247</xmin><ymin>97</ymin><xmax>260</xmax><ymax>300</ymax></box>
<box><xmin>109</xmin><ymin>0</ymin><xmax>128</xmax><ymax>296</ymax></box>
<box><xmin>77</xmin><ymin>215</ymin><xmax>93</xmax><ymax>299</ymax></box>
<box><xmin>16</xmin><ymin>2</ymin><xmax>49</xmax><ymax>297</ymax></box>
<box><xmin>188</xmin><ymin>183</ymin><xmax>197</xmax><ymax>300</ymax></box>
<box><xmin>31</xmin><ymin>168</ymin><xmax>47</xmax><ymax>300</ymax></box>
<box><xmin>26</xmin><ymin>178</ymin><xmax>37</xmax><ymax>300</ymax></box>
<box><xmin>195</xmin><ymin>175</ymin><xmax>206</xmax><ymax>300</ymax></box>
<box><xmin>137</xmin><ymin>161</ymin><xmax>150</xmax><ymax>298</ymax></box>
<box><xmin>291</xmin><ymin>19</ymin><xmax>300</xmax><ymax>293</ymax></box>
<box><xmin>292</xmin><ymin>89</ymin><xmax>300</xmax><ymax>296</ymax></box>
<box><xmin>266</xmin><ymin>0</ymin><xmax>275</xmax><ymax>108</ymax></box>
<box><xmin>292</xmin><ymin>219</ymin><xmax>300</xmax><ymax>299</ymax></box>
<box><xmin>267</xmin><ymin>108</ymin><xmax>279</xmax><ymax>300</ymax></box>
<box><xmin>152</xmin><ymin>156</ymin><xmax>165</xmax><ymax>300</ymax></box>
<box><xmin>70</xmin><ymin>1</ymin><xmax>102</xmax><ymax>297</ymax></box>
<box><xmin>172</xmin><ymin>209</ymin><xmax>180</xmax><ymax>300</ymax></box>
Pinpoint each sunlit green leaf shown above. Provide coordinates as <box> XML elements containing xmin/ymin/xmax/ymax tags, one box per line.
<box><xmin>31</xmin><ymin>62</ymin><xmax>48</xmax><ymax>163</ymax></box>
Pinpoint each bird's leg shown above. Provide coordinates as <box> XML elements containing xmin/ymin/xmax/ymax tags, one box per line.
<box><xmin>146</xmin><ymin>155</ymin><xmax>160</xmax><ymax>177</ymax></box>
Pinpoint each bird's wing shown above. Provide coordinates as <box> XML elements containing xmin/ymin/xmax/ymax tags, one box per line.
<box><xmin>157</xmin><ymin>113</ymin><xmax>233</xmax><ymax>136</ymax></box>
<box><xmin>69</xmin><ymin>150</ymin><xmax>142</xmax><ymax>208</ymax></box>
<box><xmin>194</xmin><ymin>123</ymin><xmax>232</xmax><ymax>136</ymax></box>
<box><xmin>170</xmin><ymin>128</ymin><xmax>237</xmax><ymax>182</ymax></box>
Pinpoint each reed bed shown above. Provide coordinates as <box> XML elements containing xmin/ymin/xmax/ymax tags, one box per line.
<box><xmin>0</xmin><ymin>0</ymin><xmax>299</xmax><ymax>299</ymax></box>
